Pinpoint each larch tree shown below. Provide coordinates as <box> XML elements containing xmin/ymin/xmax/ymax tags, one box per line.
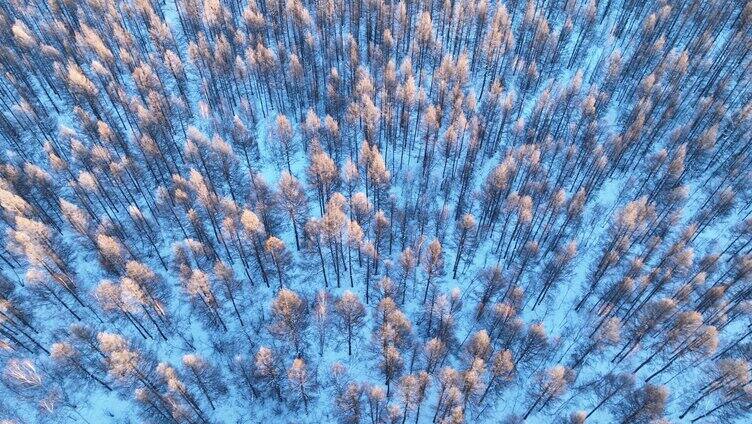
<box><xmin>615</xmin><ymin>384</ymin><xmax>670</xmax><ymax>424</ymax></box>
<box><xmin>269</xmin><ymin>288</ymin><xmax>309</xmax><ymax>357</ymax></box>
<box><xmin>271</xmin><ymin>114</ymin><xmax>296</xmax><ymax>174</ymax></box>
<box><xmin>1</xmin><ymin>0</ymin><xmax>752</xmax><ymax>422</ymax></box>
<box><xmin>306</xmin><ymin>147</ymin><xmax>339</xmax><ymax>215</ymax></box>
<box><xmin>287</xmin><ymin>358</ymin><xmax>315</xmax><ymax>413</ymax></box>
<box><xmin>334</xmin><ymin>290</ymin><xmax>367</xmax><ymax>356</ymax></box>
<box><xmin>182</xmin><ymin>353</ymin><xmax>227</xmax><ymax>411</ymax></box>
<box><xmin>452</xmin><ymin>213</ymin><xmax>476</xmax><ymax>279</ymax></box>
<box><xmin>379</xmin><ymin>345</ymin><xmax>404</xmax><ymax>398</ymax></box>
<box><xmin>265</xmin><ymin>236</ymin><xmax>293</xmax><ymax>288</ymax></box>
<box><xmin>277</xmin><ymin>172</ymin><xmax>309</xmax><ymax>250</ymax></box>
<box><xmin>241</xmin><ymin>209</ymin><xmax>271</xmax><ymax>287</ymax></box>
<box><xmin>523</xmin><ymin>365</ymin><xmax>574</xmax><ymax>420</ymax></box>
<box><xmin>183</xmin><ymin>268</ymin><xmax>227</xmax><ymax>331</ymax></box>
<box><xmin>422</xmin><ymin>239</ymin><xmax>445</xmax><ymax>303</ymax></box>
<box><xmin>313</xmin><ymin>290</ymin><xmax>331</xmax><ymax>356</ymax></box>
<box><xmin>213</xmin><ymin>260</ymin><xmax>246</xmax><ymax>327</ymax></box>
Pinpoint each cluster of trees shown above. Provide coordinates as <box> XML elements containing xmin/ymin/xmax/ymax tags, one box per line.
<box><xmin>0</xmin><ymin>0</ymin><xmax>751</xmax><ymax>422</ymax></box>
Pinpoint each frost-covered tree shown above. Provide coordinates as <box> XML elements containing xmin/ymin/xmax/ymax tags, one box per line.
<box><xmin>334</xmin><ymin>291</ymin><xmax>366</xmax><ymax>356</ymax></box>
<box><xmin>0</xmin><ymin>0</ymin><xmax>751</xmax><ymax>422</ymax></box>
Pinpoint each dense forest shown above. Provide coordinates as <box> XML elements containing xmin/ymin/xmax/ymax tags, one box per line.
<box><xmin>0</xmin><ymin>0</ymin><xmax>751</xmax><ymax>422</ymax></box>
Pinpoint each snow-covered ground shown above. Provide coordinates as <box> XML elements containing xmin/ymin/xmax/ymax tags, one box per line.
<box><xmin>1</xmin><ymin>0</ymin><xmax>751</xmax><ymax>423</ymax></box>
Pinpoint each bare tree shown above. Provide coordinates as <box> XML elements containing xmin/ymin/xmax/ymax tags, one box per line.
<box><xmin>182</xmin><ymin>353</ymin><xmax>227</xmax><ymax>410</ymax></box>
<box><xmin>277</xmin><ymin>172</ymin><xmax>309</xmax><ymax>250</ymax></box>
<box><xmin>335</xmin><ymin>291</ymin><xmax>367</xmax><ymax>356</ymax></box>
<box><xmin>422</xmin><ymin>239</ymin><xmax>445</xmax><ymax>303</ymax></box>
<box><xmin>287</xmin><ymin>358</ymin><xmax>316</xmax><ymax>413</ymax></box>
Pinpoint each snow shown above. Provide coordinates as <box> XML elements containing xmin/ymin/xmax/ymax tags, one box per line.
<box><xmin>1</xmin><ymin>0</ymin><xmax>751</xmax><ymax>423</ymax></box>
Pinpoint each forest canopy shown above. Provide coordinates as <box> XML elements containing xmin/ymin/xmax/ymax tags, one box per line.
<box><xmin>0</xmin><ymin>0</ymin><xmax>752</xmax><ymax>423</ymax></box>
